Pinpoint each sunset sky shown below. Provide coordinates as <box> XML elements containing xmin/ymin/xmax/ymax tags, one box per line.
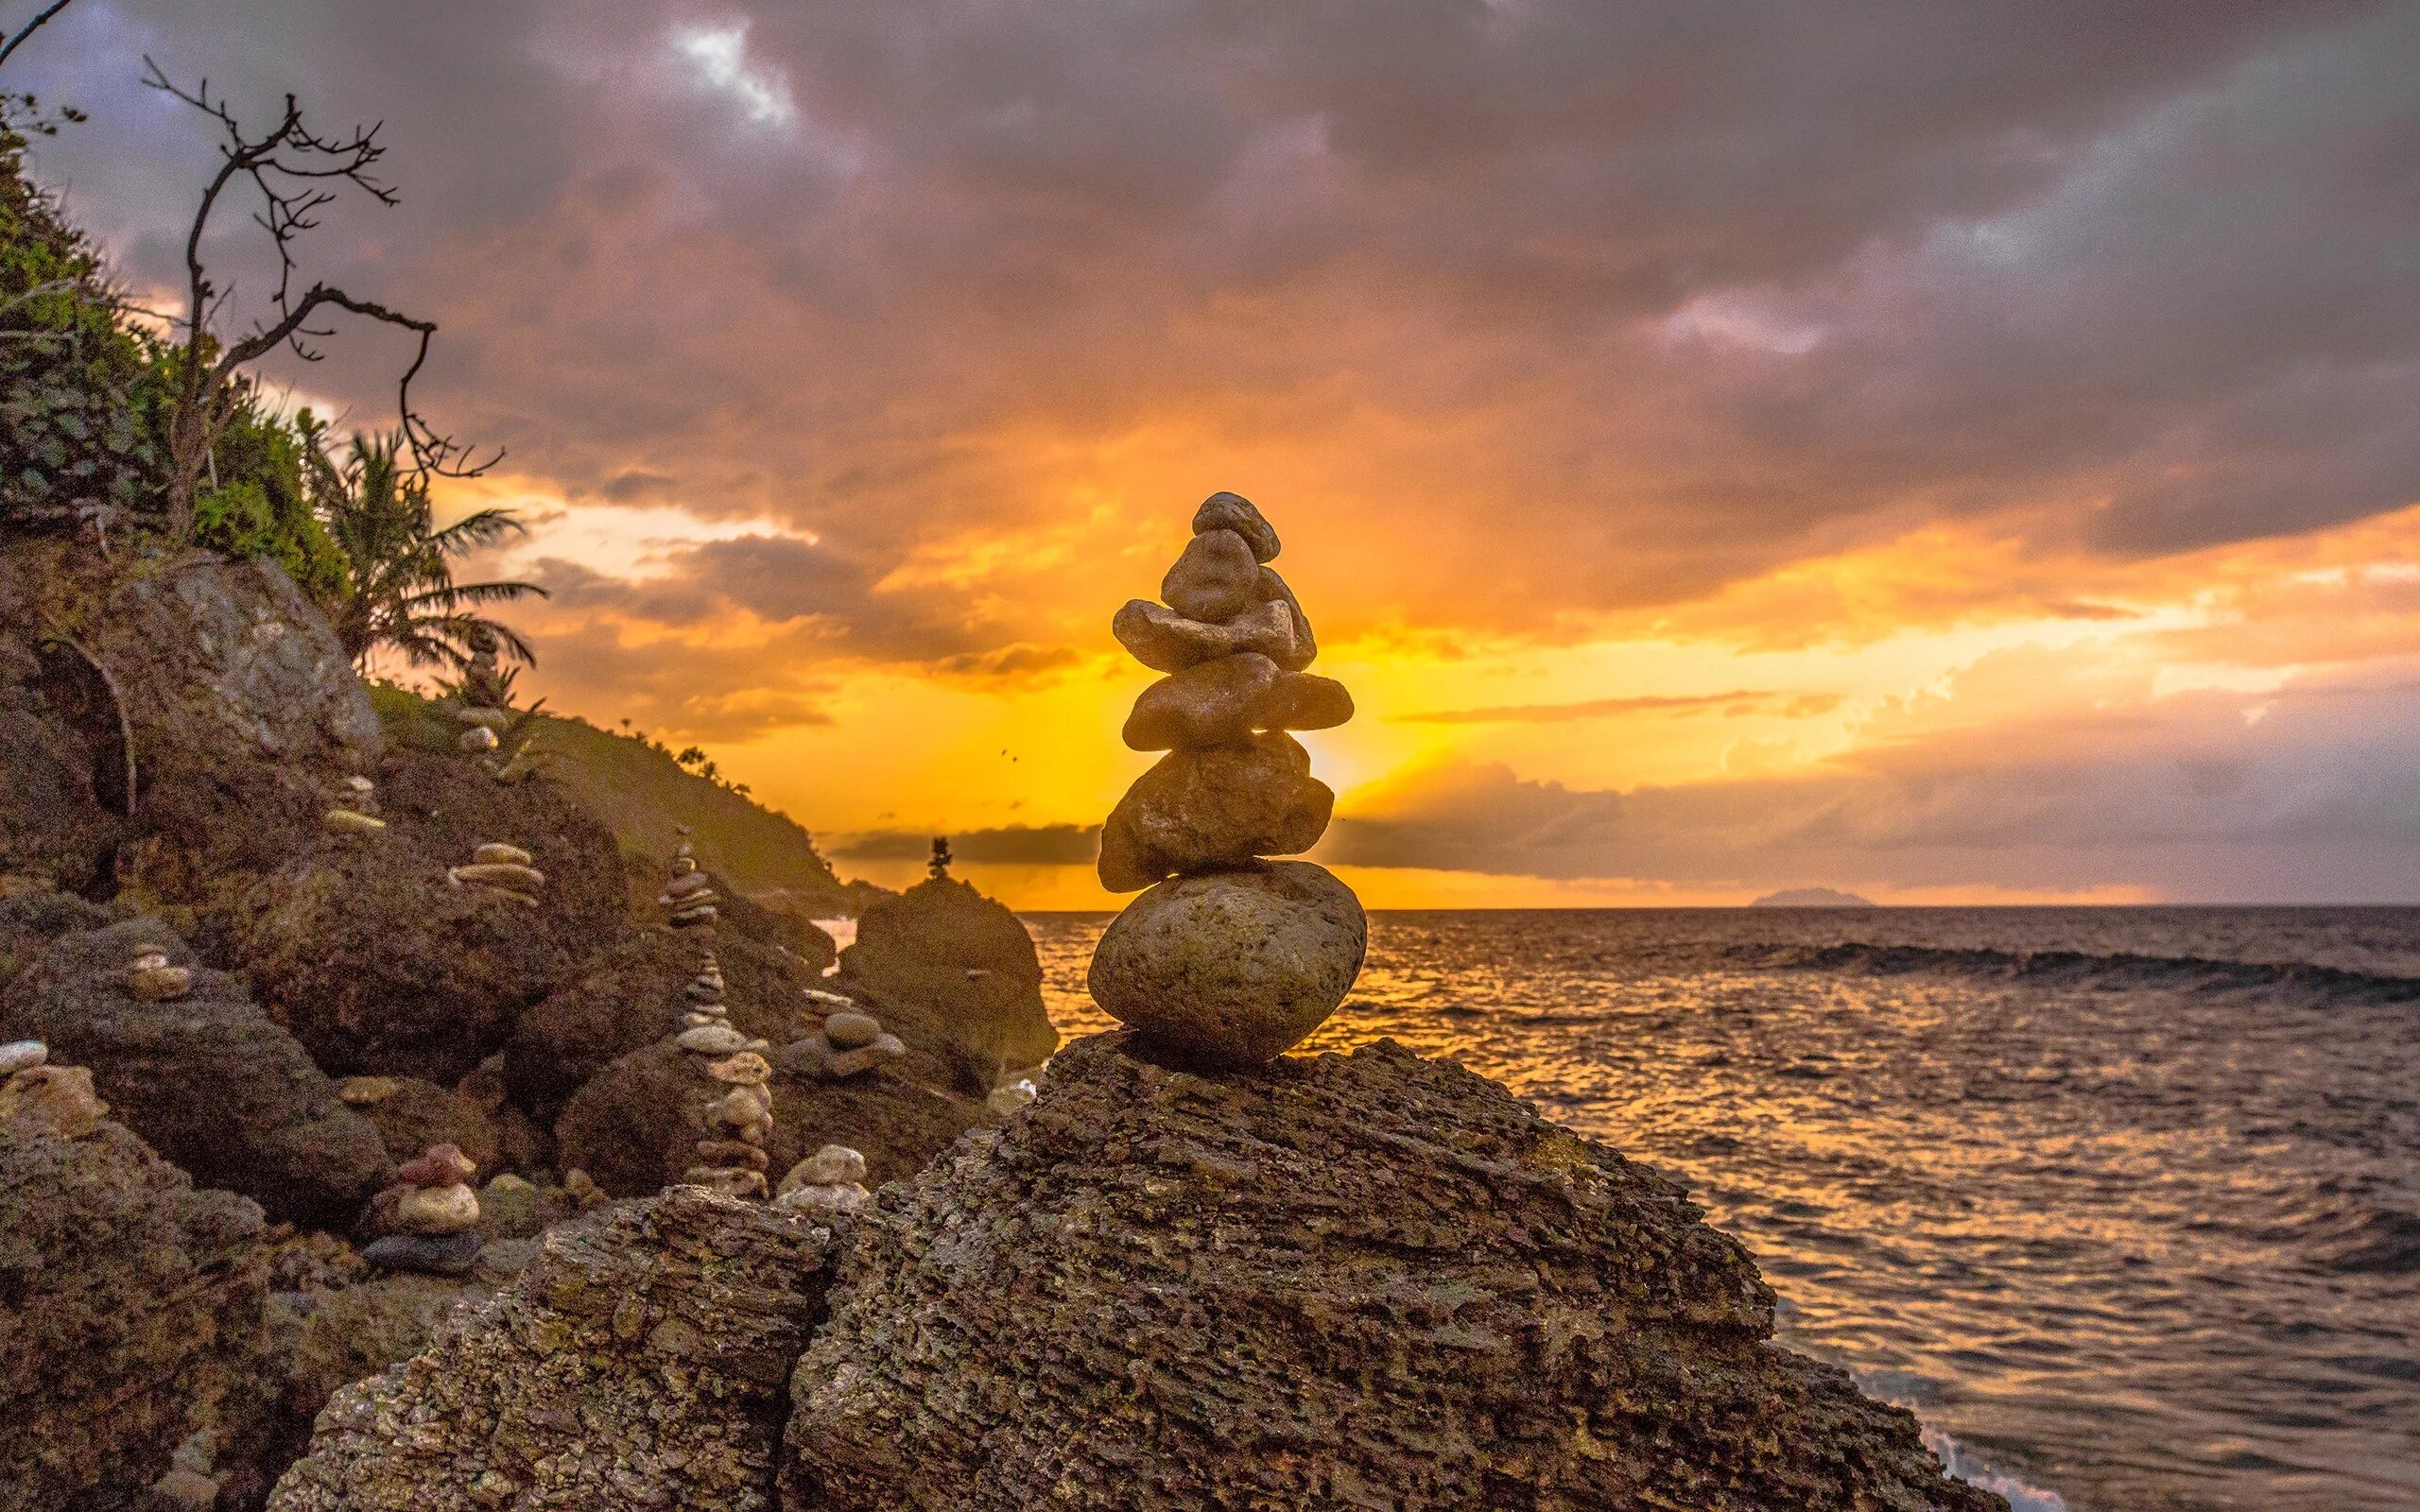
<box><xmin>18</xmin><ymin>1</ymin><xmax>2420</xmax><ymax>905</ymax></box>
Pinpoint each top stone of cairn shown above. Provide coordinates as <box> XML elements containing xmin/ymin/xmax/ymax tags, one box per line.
<box><xmin>1088</xmin><ymin>492</ymin><xmax>1367</xmax><ymax>1072</ymax></box>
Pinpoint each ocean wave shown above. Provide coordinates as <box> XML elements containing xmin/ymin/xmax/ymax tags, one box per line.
<box><xmin>1752</xmin><ymin>942</ymin><xmax>2420</xmax><ymax>1007</ymax></box>
<box><xmin>1920</xmin><ymin>1423</ymin><xmax>2074</xmax><ymax>1512</ymax></box>
<box><xmin>2297</xmin><ymin>1207</ymin><xmax>2420</xmax><ymax>1277</ymax></box>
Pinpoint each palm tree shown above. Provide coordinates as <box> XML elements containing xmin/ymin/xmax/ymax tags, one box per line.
<box><xmin>315</xmin><ymin>429</ymin><xmax>546</xmax><ymax>675</ymax></box>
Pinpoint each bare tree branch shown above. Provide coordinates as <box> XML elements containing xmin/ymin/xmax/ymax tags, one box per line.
<box><xmin>0</xmin><ymin>0</ymin><xmax>77</xmax><ymax>76</ymax></box>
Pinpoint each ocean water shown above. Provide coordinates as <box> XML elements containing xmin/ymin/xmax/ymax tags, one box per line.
<box><xmin>1021</xmin><ymin>907</ymin><xmax>2420</xmax><ymax>1512</ymax></box>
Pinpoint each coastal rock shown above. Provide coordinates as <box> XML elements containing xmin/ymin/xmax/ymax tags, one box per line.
<box><xmin>1253</xmin><ymin>564</ymin><xmax>1319</xmax><ymax>671</ymax></box>
<box><xmin>0</xmin><ymin>1059</ymin><xmax>106</xmax><ymax>1136</ymax></box>
<box><xmin>1</xmin><ymin>1110</ymin><xmax>270</xmax><ymax>1510</ymax></box>
<box><xmin>1096</xmin><ymin>733</ymin><xmax>1333</xmax><ymax>891</ymax></box>
<box><xmin>834</xmin><ymin>875</ymin><xmax>1057</xmax><ymax>1091</ymax></box>
<box><xmin>1158</xmin><ymin>527</ymin><xmax>1261</xmax><ymax>622</ymax></box>
<box><xmin>780</xmin><ymin>1034</ymin><xmax>2007</xmax><ymax>1512</ymax></box>
<box><xmin>1191</xmin><ymin>490</ymin><xmax>1280</xmax><ymax>562</ymax></box>
<box><xmin>1087</xmin><ymin>862</ymin><xmax>1366</xmax><ymax>1069</ymax></box>
<box><xmin>1121</xmin><ymin>651</ymin><xmax>1278</xmax><ymax>749</ymax></box>
<box><xmin>271</xmin><ymin>1192</ymin><xmax>841</xmax><ymax>1512</ymax></box>
<box><xmin>0</xmin><ymin>918</ymin><xmax>393</xmax><ymax>1225</ymax></box>
<box><xmin>1111</xmin><ymin>597</ymin><xmax>1296</xmax><ymax>674</ymax></box>
<box><xmin>781</xmin><ymin>1143</ymin><xmax>868</xmax><ymax>1190</ymax></box>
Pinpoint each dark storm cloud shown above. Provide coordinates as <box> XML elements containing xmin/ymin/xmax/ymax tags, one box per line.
<box><xmin>1395</xmin><ymin>690</ymin><xmax>1841</xmax><ymax>724</ymax></box>
<box><xmin>13</xmin><ymin>0</ymin><xmax>2414</xmax><ymax>644</ymax></box>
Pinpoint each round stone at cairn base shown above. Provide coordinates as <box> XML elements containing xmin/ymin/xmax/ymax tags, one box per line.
<box><xmin>1087</xmin><ymin>861</ymin><xmax>1367</xmax><ymax>1072</ymax></box>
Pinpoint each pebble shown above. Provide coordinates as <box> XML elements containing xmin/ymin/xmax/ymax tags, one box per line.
<box><xmin>774</xmin><ymin>1181</ymin><xmax>868</xmax><ymax>1215</ymax></box>
<box><xmin>704</xmin><ymin>1088</ymin><xmax>769</xmax><ymax>1129</ymax></box>
<box><xmin>802</xmin><ymin>988</ymin><xmax>854</xmax><ymax>1008</ymax></box>
<box><xmin>671</xmin><ymin>908</ymin><xmax>718</xmax><ymax>929</ymax></box>
<box><xmin>131</xmin><ymin>949</ymin><xmax>169</xmax><ymax>971</ymax></box>
<box><xmin>361</xmin><ymin>1229</ymin><xmax>482</xmax><ymax>1276</ymax></box>
<box><xmin>666</xmin><ymin>871</ymin><xmax>714</xmax><ymax>899</ymax></box>
<box><xmin>1192</xmin><ymin>490</ymin><xmax>1281</xmax><ymax>561</ymax></box>
<box><xmin>452</xmin><ymin>861</ymin><xmax>545</xmax><ymax>890</ymax></box>
<box><xmin>670</xmin><ymin>855</ymin><xmax>698</xmax><ymax>875</ymax></box>
<box><xmin>0</xmin><ymin>1063</ymin><xmax>108</xmax><ymax>1137</ymax></box>
<box><xmin>0</xmin><ymin>1040</ymin><xmax>46</xmax><ymax>1075</ymax></box>
<box><xmin>343</xmin><ymin>775</ymin><xmax>376</xmax><ymax>794</ymax></box>
<box><xmin>1254</xmin><ymin>566</ymin><xmax>1318</xmax><ymax>670</ymax></box>
<box><xmin>684</xmin><ymin>986</ymin><xmax>726</xmax><ymax>1006</ymax></box>
<box><xmin>487</xmin><ymin>1173</ymin><xmax>534</xmax><ymax>1194</ymax></box>
<box><xmin>684</xmin><ymin>1166</ymin><xmax>768</xmax><ymax>1199</ymax></box>
<box><xmin>337</xmin><ymin>1075</ymin><xmax>403</xmax><ymax>1106</ymax></box>
<box><xmin>695</xmin><ymin>1139</ymin><xmax>771</xmax><ymax>1172</ymax></box>
<box><xmin>397</xmin><ymin>1181</ymin><xmax>481</xmax><ymax>1234</ymax></box>
<box><xmin>127</xmin><ymin>964</ymin><xmax>194</xmax><ymax>1002</ymax></box>
<box><xmin>677</xmin><ymin>1023</ymin><xmax>750</xmax><ymax>1055</ymax></box>
<box><xmin>1097</xmin><ymin>734</ymin><xmax>1333</xmax><ymax>891</ymax></box>
<box><xmin>825</xmin><ymin>1033</ymin><xmax>907</xmax><ymax>1080</ymax></box>
<box><xmin>1112</xmin><ymin>598</ymin><xmax>1297</xmax><ymax>674</ymax></box>
<box><xmin>398</xmin><ymin>1143</ymin><xmax>478</xmax><ymax>1186</ymax></box>
<box><xmin>682</xmin><ymin>1013</ymin><xmax>726</xmax><ymax>1031</ymax></box>
<box><xmin>1160</xmin><ymin>527</ymin><xmax>1262</xmax><ymax>622</ymax></box>
<box><xmin>704</xmin><ymin>1051</ymin><xmax>771</xmax><ymax>1086</ymax></box>
<box><xmin>458</xmin><ymin>726</ymin><xmax>500</xmax><ymax>753</ymax></box>
<box><xmin>786</xmin><ymin>1143</ymin><xmax>868</xmax><ymax>1188</ymax></box>
<box><xmin>1267</xmin><ymin>670</ymin><xmax>1353</xmax><ymax>731</ymax></box>
<box><xmin>474</xmin><ymin>842</ymin><xmax>533</xmax><ymax>867</ymax></box>
<box><xmin>321</xmin><ymin>808</ymin><xmax>387</xmax><ymax>835</ymax></box>
<box><xmin>987</xmin><ymin>1078</ymin><xmax>1039</xmax><ymax>1115</ymax></box>
<box><xmin>822</xmin><ymin>1010</ymin><xmax>884</xmax><ymax>1049</ymax></box>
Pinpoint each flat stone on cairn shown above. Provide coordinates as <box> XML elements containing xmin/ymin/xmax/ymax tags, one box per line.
<box><xmin>364</xmin><ymin>1142</ymin><xmax>484</xmax><ymax>1275</ymax></box>
<box><xmin>124</xmin><ymin>947</ymin><xmax>192</xmax><ymax>1003</ymax></box>
<box><xmin>1090</xmin><ymin>492</ymin><xmax>1367</xmax><ymax>1072</ymax></box>
<box><xmin>448</xmin><ymin>843</ymin><xmax>544</xmax><ymax>907</ymax></box>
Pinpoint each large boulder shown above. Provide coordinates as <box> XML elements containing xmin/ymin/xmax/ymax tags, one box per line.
<box><xmin>553</xmin><ymin>1037</ymin><xmax>985</xmax><ymax>1196</ymax></box>
<box><xmin>505</xmin><ymin>913</ymin><xmax>835</xmax><ymax>1111</ymax></box>
<box><xmin>834</xmin><ymin>876</ymin><xmax>1056</xmax><ymax>1091</ymax></box>
<box><xmin>1</xmin><ymin>1096</ymin><xmax>271</xmax><ymax>1510</ymax></box>
<box><xmin>230</xmin><ymin>747</ymin><xmax>629</xmax><ymax>1082</ymax></box>
<box><xmin>0</xmin><ymin>916</ymin><xmax>391</xmax><ymax>1226</ymax></box>
<box><xmin>781</xmin><ymin>1034</ymin><xmax>2007</xmax><ymax>1512</ymax></box>
<box><xmin>270</xmin><ymin>1191</ymin><xmax>841</xmax><ymax>1512</ymax></box>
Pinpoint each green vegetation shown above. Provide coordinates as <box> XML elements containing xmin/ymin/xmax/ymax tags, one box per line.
<box><xmin>371</xmin><ymin>683</ymin><xmax>860</xmax><ymax>913</ymax></box>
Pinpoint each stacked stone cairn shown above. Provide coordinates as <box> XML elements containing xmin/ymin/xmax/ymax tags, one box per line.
<box><xmin>448</xmin><ymin>842</ymin><xmax>544</xmax><ymax>906</ymax></box>
<box><xmin>362</xmin><ymin>1143</ymin><xmax>483</xmax><ymax>1275</ymax></box>
<box><xmin>322</xmin><ymin>774</ymin><xmax>386</xmax><ymax>837</ymax></box>
<box><xmin>1087</xmin><ymin>491</ymin><xmax>1369</xmax><ymax>1071</ymax></box>
<box><xmin>660</xmin><ymin>842</ymin><xmax>778</xmax><ymax>1198</ymax></box>
<box><xmin>125</xmin><ymin>943</ymin><xmax>193</xmax><ymax>1003</ymax></box>
<box><xmin>776</xmin><ymin>987</ymin><xmax>906</xmax><ymax>1083</ymax></box>
<box><xmin>774</xmin><ymin>1143</ymin><xmax>871</xmax><ymax>1215</ymax></box>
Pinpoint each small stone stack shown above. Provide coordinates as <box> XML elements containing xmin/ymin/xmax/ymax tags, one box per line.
<box><xmin>362</xmin><ymin>1143</ymin><xmax>483</xmax><ymax>1275</ymax></box>
<box><xmin>662</xmin><ymin>841</ymin><xmax>774</xmax><ymax>1198</ymax></box>
<box><xmin>448</xmin><ymin>842</ymin><xmax>544</xmax><ymax>906</ymax></box>
<box><xmin>775</xmin><ymin>987</ymin><xmax>906</xmax><ymax>1083</ymax></box>
<box><xmin>124</xmin><ymin>945</ymin><xmax>192</xmax><ymax>1003</ymax></box>
<box><xmin>322</xmin><ymin>774</ymin><xmax>386</xmax><ymax>837</ymax></box>
<box><xmin>2</xmin><ymin>1039</ymin><xmax>112</xmax><ymax>1141</ymax></box>
<box><xmin>774</xmin><ymin>1143</ymin><xmax>870</xmax><ymax>1215</ymax></box>
<box><xmin>662</xmin><ymin>828</ymin><xmax>719</xmax><ymax>931</ymax></box>
<box><xmin>1087</xmin><ymin>492</ymin><xmax>1369</xmax><ymax>1071</ymax></box>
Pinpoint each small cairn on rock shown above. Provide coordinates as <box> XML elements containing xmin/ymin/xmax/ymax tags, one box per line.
<box><xmin>777</xmin><ymin>986</ymin><xmax>907</xmax><ymax>1083</ymax></box>
<box><xmin>775</xmin><ymin>1143</ymin><xmax>871</xmax><ymax>1215</ymax></box>
<box><xmin>447</xmin><ymin>841</ymin><xmax>544</xmax><ymax>907</ymax></box>
<box><xmin>362</xmin><ymin>1143</ymin><xmax>484</xmax><ymax>1275</ymax></box>
<box><xmin>927</xmin><ymin>834</ymin><xmax>952</xmax><ymax>880</ymax></box>
<box><xmin>661</xmin><ymin>826</ymin><xmax>719</xmax><ymax>931</ymax></box>
<box><xmin>1088</xmin><ymin>491</ymin><xmax>1368</xmax><ymax>1071</ymax></box>
<box><xmin>322</xmin><ymin>774</ymin><xmax>387</xmax><ymax>837</ymax></box>
<box><xmin>661</xmin><ymin>841</ymin><xmax>776</xmax><ymax>1198</ymax></box>
<box><xmin>2</xmin><ymin>1038</ymin><xmax>112</xmax><ymax>1140</ymax></box>
<box><xmin>124</xmin><ymin>943</ymin><xmax>193</xmax><ymax>1003</ymax></box>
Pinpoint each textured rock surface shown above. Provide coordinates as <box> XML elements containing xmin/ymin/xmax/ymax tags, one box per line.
<box><xmin>1111</xmin><ymin>597</ymin><xmax>1297</xmax><ymax>674</ymax></box>
<box><xmin>1</xmin><ymin>1110</ymin><xmax>270</xmax><ymax>1511</ymax></box>
<box><xmin>1158</xmin><ymin>527</ymin><xmax>1261</xmax><ymax>622</ymax></box>
<box><xmin>0</xmin><ymin>917</ymin><xmax>391</xmax><ymax>1225</ymax></box>
<box><xmin>1097</xmin><ymin>733</ymin><xmax>1333</xmax><ymax>891</ymax></box>
<box><xmin>270</xmin><ymin>1192</ymin><xmax>840</xmax><ymax>1512</ymax></box>
<box><xmin>339</xmin><ymin>1074</ymin><xmax>503</xmax><ymax>1178</ymax></box>
<box><xmin>231</xmin><ymin>748</ymin><xmax>629</xmax><ymax>1081</ymax></box>
<box><xmin>835</xmin><ymin>875</ymin><xmax>1058</xmax><ymax>1085</ymax></box>
<box><xmin>783</xmin><ymin>1036</ymin><xmax>2006</xmax><ymax>1512</ymax></box>
<box><xmin>1191</xmin><ymin>490</ymin><xmax>1280</xmax><ymax>561</ymax></box>
<box><xmin>1087</xmin><ymin>861</ymin><xmax>1366</xmax><ymax>1069</ymax></box>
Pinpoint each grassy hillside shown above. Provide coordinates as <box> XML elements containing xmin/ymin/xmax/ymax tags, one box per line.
<box><xmin>371</xmin><ymin>686</ymin><xmax>868</xmax><ymax>915</ymax></box>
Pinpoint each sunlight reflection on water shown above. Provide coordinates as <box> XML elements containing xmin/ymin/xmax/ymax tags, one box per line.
<box><xmin>1023</xmin><ymin>906</ymin><xmax>2420</xmax><ymax>1512</ymax></box>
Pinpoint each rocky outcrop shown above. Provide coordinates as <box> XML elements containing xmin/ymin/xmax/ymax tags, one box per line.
<box><xmin>231</xmin><ymin>747</ymin><xmax>628</xmax><ymax>1082</ymax></box>
<box><xmin>270</xmin><ymin>1192</ymin><xmax>841</xmax><ymax>1512</ymax></box>
<box><xmin>554</xmin><ymin>1037</ymin><xmax>985</xmax><ymax>1195</ymax></box>
<box><xmin>833</xmin><ymin>875</ymin><xmax>1056</xmax><ymax>1090</ymax></box>
<box><xmin>337</xmin><ymin>1074</ymin><xmax>504</xmax><ymax>1177</ymax></box>
<box><xmin>1</xmin><ymin>1103</ymin><xmax>271</xmax><ymax>1511</ymax></box>
<box><xmin>0</xmin><ymin>916</ymin><xmax>391</xmax><ymax>1226</ymax></box>
<box><xmin>781</xmin><ymin>1034</ymin><xmax>2006</xmax><ymax>1512</ymax></box>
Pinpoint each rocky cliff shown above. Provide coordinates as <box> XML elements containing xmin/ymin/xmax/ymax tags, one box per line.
<box><xmin>783</xmin><ymin>1034</ymin><xmax>2005</xmax><ymax>1512</ymax></box>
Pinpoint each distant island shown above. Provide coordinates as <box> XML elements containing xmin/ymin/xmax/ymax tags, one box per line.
<box><xmin>1751</xmin><ymin>887</ymin><xmax>1879</xmax><ymax>907</ymax></box>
